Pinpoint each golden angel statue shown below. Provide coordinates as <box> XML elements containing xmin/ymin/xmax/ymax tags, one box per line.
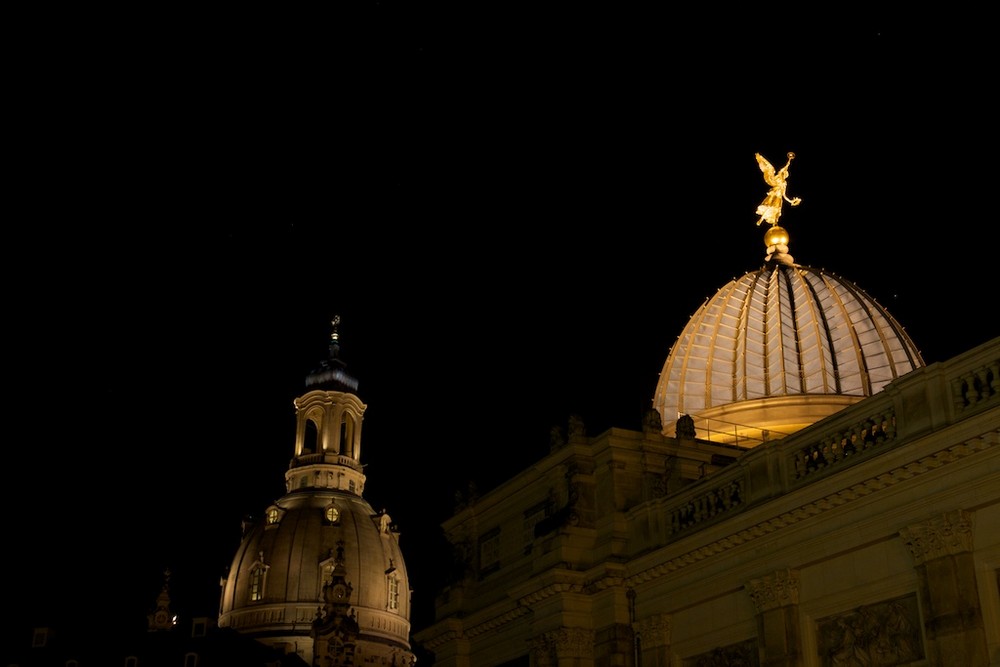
<box><xmin>755</xmin><ymin>152</ymin><xmax>801</xmax><ymax>226</ymax></box>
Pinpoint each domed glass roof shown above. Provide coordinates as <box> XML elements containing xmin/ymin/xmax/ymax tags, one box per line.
<box><xmin>653</xmin><ymin>248</ymin><xmax>924</xmax><ymax>445</ymax></box>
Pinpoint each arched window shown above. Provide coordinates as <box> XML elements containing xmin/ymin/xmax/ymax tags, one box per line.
<box><xmin>249</xmin><ymin>558</ymin><xmax>269</xmax><ymax>602</ymax></box>
<box><xmin>339</xmin><ymin>414</ymin><xmax>352</xmax><ymax>457</ymax></box>
<box><xmin>304</xmin><ymin>418</ymin><xmax>320</xmax><ymax>454</ymax></box>
<box><xmin>183</xmin><ymin>652</ymin><xmax>199</xmax><ymax>667</ymax></box>
<box><xmin>387</xmin><ymin>574</ymin><xmax>399</xmax><ymax>611</ymax></box>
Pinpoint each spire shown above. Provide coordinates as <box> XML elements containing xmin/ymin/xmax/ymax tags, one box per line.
<box><xmin>289</xmin><ymin>317</ymin><xmax>369</xmax><ymax>494</ymax></box>
<box><xmin>305</xmin><ymin>314</ymin><xmax>360</xmax><ymax>392</ymax></box>
<box><xmin>147</xmin><ymin>569</ymin><xmax>176</xmax><ymax>632</ymax></box>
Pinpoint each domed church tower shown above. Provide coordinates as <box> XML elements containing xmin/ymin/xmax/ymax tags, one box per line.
<box><xmin>218</xmin><ymin>317</ymin><xmax>415</xmax><ymax>666</ymax></box>
<box><xmin>653</xmin><ymin>152</ymin><xmax>925</xmax><ymax>445</ymax></box>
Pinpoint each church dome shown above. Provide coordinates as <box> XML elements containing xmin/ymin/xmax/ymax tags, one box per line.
<box><xmin>219</xmin><ymin>486</ymin><xmax>412</xmax><ymax>659</ymax></box>
<box><xmin>653</xmin><ymin>154</ymin><xmax>924</xmax><ymax>445</ymax></box>
<box><xmin>218</xmin><ymin>320</ymin><xmax>414</xmax><ymax>664</ymax></box>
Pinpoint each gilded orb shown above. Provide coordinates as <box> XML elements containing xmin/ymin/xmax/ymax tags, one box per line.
<box><xmin>764</xmin><ymin>225</ymin><xmax>789</xmax><ymax>247</ymax></box>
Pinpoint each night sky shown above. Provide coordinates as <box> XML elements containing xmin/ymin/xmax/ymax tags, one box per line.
<box><xmin>5</xmin><ymin>8</ymin><xmax>996</xmax><ymax>654</ymax></box>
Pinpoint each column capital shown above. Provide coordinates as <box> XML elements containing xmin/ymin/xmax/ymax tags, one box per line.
<box><xmin>746</xmin><ymin>568</ymin><xmax>800</xmax><ymax>612</ymax></box>
<box><xmin>899</xmin><ymin>509</ymin><xmax>974</xmax><ymax>566</ymax></box>
<box><xmin>634</xmin><ymin>613</ymin><xmax>670</xmax><ymax>648</ymax></box>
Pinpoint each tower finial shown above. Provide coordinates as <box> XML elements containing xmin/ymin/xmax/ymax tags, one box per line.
<box><xmin>329</xmin><ymin>315</ymin><xmax>342</xmax><ymax>361</ymax></box>
<box><xmin>754</xmin><ymin>152</ymin><xmax>801</xmax><ymax>227</ymax></box>
<box><xmin>305</xmin><ymin>314</ymin><xmax>359</xmax><ymax>391</ymax></box>
<box><xmin>331</xmin><ymin>315</ymin><xmax>341</xmax><ymax>342</ymax></box>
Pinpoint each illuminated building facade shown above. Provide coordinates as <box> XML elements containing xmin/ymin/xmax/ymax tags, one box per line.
<box><xmin>413</xmin><ymin>157</ymin><xmax>1000</xmax><ymax>666</ymax></box>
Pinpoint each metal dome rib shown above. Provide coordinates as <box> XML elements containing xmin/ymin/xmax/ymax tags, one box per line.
<box><xmin>653</xmin><ymin>263</ymin><xmax>924</xmax><ymax>443</ymax></box>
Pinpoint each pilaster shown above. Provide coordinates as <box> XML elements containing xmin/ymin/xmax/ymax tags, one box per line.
<box><xmin>746</xmin><ymin>568</ymin><xmax>801</xmax><ymax>667</ymax></box>
<box><xmin>899</xmin><ymin>509</ymin><xmax>989</xmax><ymax>666</ymax></box>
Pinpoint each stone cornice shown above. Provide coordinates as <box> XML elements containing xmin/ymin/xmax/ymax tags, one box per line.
<box><xmin>624</xmin><ymin>430</ymin><xmax>997</xmax><ymax>587</ymax></box>
<box><xmin>421</xmin><ymin>429</ymin><xmax>997</xmax><ymax>646</ymax></box>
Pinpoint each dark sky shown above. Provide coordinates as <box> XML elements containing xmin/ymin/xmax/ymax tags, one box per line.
<box><xmin>5</xmin><ymin>8</ymin><xmax>996</xmax><ymax>651</ymax></box>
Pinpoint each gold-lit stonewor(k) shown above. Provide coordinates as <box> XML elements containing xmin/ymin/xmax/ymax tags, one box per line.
<box><xmin>754</xmin><ymin>152</ymin><xmax>801</xmax><ymax>226</ymax></box>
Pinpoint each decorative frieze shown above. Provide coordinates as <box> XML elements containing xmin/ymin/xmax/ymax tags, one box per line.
<box><xmin>228</xmin><ymin>606</ymin><xmax>286</xmax><ymax>628</ymax></box>
<box><xmin>815</xmin><ymin>594</ymin><xmax>923</xmax><ymax>665</ymax></box>
<box><xmin>464</xmin><ymin>604</ymin><xmax>531</xmax><ymax>638</ymax></box>
<box><xmin>684</xmin><ymin>638</ymin><xmax>759</xmax><ymax>667</ymax></box>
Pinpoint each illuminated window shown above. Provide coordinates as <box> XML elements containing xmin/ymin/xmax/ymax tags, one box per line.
<box><xmin>32</xmin><ymin>627</ymin><xmax>50</xmax><ymax>647</ymax></box>
<box><xmin>387</xmin><ymin>574</ymin><xmax>399</xmax><ymax>611</ymax></box>
<box><xmin>249</xmin><ymin>563</ymin><xmax>268</xmax><ymax>602</ymax></box>
<box><xmin>266</xmin><ymin>508</ymin><xmax>280</xmax><ymax>525</ymax></box>
<box><xmin>325</xmin><ymin>506</ymin><xmax>340</xmax><ymax>523</ymax></box>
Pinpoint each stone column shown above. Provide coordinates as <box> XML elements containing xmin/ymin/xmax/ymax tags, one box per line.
<box><xmin>746</xmin><ymin>568</ymin><xmax>802</xmax><ymax>667</ymax></box>
<box><xmin>899</xmin><ymin>509</ymin><xmax>989</xmax><ymax>666</ymax></box>
<box><xmin>594</xmin><ymin>623</ymin><xmax>633</xmax><ymax>667</ymax></box>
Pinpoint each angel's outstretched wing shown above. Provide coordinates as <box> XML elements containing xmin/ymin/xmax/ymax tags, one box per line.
<box><xmin>755</xmin><ymin>153</ymin><xmax>778</xmax><ymax>186</ymax></box>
